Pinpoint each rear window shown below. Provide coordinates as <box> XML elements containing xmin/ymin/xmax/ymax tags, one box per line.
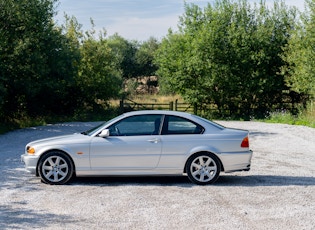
<box><xmin>162</xmin><ymin>115</ymin><xmax>204</xmax><ymax>135</ymax></box>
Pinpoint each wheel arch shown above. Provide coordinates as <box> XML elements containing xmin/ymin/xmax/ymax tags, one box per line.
<box><xmin>183</xmin><ymin>151</ymin><xmax>224</xmax><ymax>174</ymax></box>
<box><xmin>36</xmin><ymin>149</ymin><xmax>76</xmax><ymax>177</ymax></box>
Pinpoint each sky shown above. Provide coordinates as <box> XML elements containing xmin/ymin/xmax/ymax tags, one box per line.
<box><xmin>54</xmin><ymin>0</ymin><xmax>306</xmax><ymax>41</ymax></box>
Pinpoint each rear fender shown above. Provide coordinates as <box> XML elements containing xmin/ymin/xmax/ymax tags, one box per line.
<box><xmin>184</xmin><ymin>146</ymin><xmax>224</xmax><ymax>173</ymax></box>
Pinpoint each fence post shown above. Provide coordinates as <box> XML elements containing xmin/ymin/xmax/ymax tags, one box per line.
<box><xmin>119</xmin><ymin>99</ymin><xmax>124</xmax><ymax>113</ymax></box>
<box><xmin>169</xmin><ymin>101</ymin><xmax>174</xmax><ymax>111</ymax></box>
<box><xmin>175</xmin><ymin>99</ymin><xmax>178</xmax><ymax>111</ymax></box>
<box><xmin>193</xmin><ymin>103</ymin><xmax>197</xmax><ymax>114</ymax></box>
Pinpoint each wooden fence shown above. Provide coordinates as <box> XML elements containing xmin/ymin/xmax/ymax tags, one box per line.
<box><xmin>120</xmin><ymin>97</ymin><xmax>307</xmax><ymax>119</ymax></box>
<box><xmin>120</xmin><ymin>98</ymin><xmax>195</xmax><ymax>113</ymax></box>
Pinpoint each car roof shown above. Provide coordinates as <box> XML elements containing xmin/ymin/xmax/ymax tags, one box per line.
<box><xmin>90</xmin><ymin>110</ymin><xmax>225</xmax><ymax>137</ymax></box>
<box><xmin>122</xmin><ymin>110</ymin><xmax>195</xmax><ymax>118</ymax></box>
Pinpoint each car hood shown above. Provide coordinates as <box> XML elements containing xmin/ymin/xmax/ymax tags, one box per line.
<box><xmin>27</xmin><ymin>133</ymin><xmax>91</xmax><ymax>147</ymax></box>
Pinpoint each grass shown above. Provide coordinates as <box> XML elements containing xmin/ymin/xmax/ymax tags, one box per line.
<box><xmin>263</xmin><ymin>102</ymin><xmax>315</xmax><ymax>128</ymax></box>
<box><xmin>0</xmin><ymin>117</ymin><xmax>47</xmax><ymax>134</ymax></box>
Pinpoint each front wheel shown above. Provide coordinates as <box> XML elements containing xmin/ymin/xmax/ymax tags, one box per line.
<box><xmin>38</xmin><ymin>151</ymin><xmax>74</xmax><ymax>185</ymax></box>
<box><xmin>186</xmin><ymin>152</ymin><xmax>221</xmax><ymax>185</ymax></box>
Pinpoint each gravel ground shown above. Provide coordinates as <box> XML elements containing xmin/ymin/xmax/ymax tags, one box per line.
<box><xmin>0</xmin><ymin>121</ymin><xmax>314</xmax><ymax>230</ymax></box>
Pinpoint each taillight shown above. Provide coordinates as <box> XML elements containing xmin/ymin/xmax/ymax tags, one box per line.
<box><xmin>241</xmin><ymin>136</ymin><xmax>249</xmax><ymax>148</ymax></box>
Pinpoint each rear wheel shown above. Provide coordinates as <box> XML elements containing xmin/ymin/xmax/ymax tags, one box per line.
<box><xmin>186</xmin><ymin>152</ymin><xmax>221</xmax><ymax>185</ymax></box>
<box><xmin>38</xmin><ymin>151</ymin><xmax>74</xmax><ymax>185</ymax></box>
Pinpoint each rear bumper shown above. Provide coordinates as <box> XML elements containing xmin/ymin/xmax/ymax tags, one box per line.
<box><xmin>219</xmin><ymin>150</ymin><xmax>253</xmax><ymax>173</ymax></box>
<box><xmin>21</xmin><ymin>154</ymin><xmax>39</xmax><ymax>174</ymax></box>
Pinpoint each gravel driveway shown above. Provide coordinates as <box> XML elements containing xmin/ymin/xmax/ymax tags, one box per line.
<box><xmin>1</xmin><ymin>121</ymin><xmax>314</xmax><ymax>229</ymax></box>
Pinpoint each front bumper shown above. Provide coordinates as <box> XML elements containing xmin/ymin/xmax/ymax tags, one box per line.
<box><xmin>21</xmin><ymin>154</ymin><xmax>40</xmax><ymax>174</ymax></box>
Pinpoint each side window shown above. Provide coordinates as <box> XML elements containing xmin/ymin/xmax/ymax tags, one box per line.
<box><xmin>108</xmin><ymin>115</ymin><xmax>162</xmax><ymax>136</ymax></box>
<box><xmin>162</xmin><ymin>115</ymin><xmax>204</xmax><ymax>135</ymax></box>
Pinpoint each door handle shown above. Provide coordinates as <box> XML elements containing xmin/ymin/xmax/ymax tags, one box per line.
<box><xmin>147</xmin><ymin>138</ymin><xmax>160</xmax><ymax>143</ymax></box>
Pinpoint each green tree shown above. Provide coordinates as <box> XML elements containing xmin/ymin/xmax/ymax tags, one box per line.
<box><xmin>76</xmin><ymin>29</ymin><xmax>122</xmax><ymax>109</ymax></box>
<box><xmin>156</xmin><ymin>0</ymin><xmax>297</xmax><ymax>118</ymax></box>
<box><xmin>282</xmin><ymin>0</ymin><xmax>315</xmax><ymax>98</ymax></box>
<box><xmin>135</xmin><ymin>37</ymin><xmax>160</xmax><ymax>77</ymax></box>
<box><xmin>108</xmin><ymin>34</ymin><xmax>138</xmax><ymax>79</ymax></box>
<box><xmin>0</xmin><ymin>0</ymin><xmax>79</xmax><ymax>121</ymax></box>
<box><xmin>108</xmin><ymin>35</ymin><xmax>160</xmax><ymax>95</ymax></box>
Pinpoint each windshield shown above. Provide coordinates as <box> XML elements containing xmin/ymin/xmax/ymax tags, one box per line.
<box><xmin>81</xmin><ymin>122</ymin><xmax>106</xmax><ymax>136</ymax></box>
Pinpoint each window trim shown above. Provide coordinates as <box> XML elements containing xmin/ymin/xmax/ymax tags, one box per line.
<box><xmin>161</xmin><ymin>115</ymin><xmax>205</xmax><ymax>135</ymax></box>
<box><xmin>108</xmin><ymin>114</ymin><xmax>163</xmax><ymax>136</ymax></box>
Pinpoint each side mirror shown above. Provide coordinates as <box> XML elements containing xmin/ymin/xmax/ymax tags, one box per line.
<box><xmin>98</xmin><ymin>129</ymin><xmax>110</xmax><ymax>138</ymax></box>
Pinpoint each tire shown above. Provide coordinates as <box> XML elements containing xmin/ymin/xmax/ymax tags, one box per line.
<box><xmin>186</xmin><ymin>152</ymin><xmax>221</xmax><ymax>185</ymax></box>
<box><xmin>38</xmin><ymin>151</ymin><xmax>74</xmax><ymax>185</ymax></box>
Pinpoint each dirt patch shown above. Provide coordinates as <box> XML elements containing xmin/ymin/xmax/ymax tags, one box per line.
<box><xmin>0</xmin><ymin>121</ymin><xmax>314</xmax><ymax>229</ymax></box>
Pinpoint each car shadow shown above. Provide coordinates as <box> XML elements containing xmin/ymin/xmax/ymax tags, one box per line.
<box><xmin>216</xmin><ymin>175</ymin><xmax>315</xmax><ymax>187</ymax></box>
<box><xmin>70</xmin><ymin>176</ymin><xmax>193</xmax><ymax>187</ymax></box>
<box><xmin>69</xmin><ymin>174</ymin><xmax>315</xmax><ymax>187</ymax></box>
<box><xmin>249</xmin><ymin>131</ymin><xmax>277</xmax><ymax>137</ymax></box>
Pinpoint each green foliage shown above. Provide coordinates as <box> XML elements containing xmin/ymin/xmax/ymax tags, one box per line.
<box><xmin>135</xmin><ymin>37</ymin><xmax>160</xmax><ymax>77</ymax></box>
<box><xmin>264</xmin><ymin>101</ymin><xmax>315</xmax><ymax>128</ymax></box>
<box><xmin>60</xmin><ymin>17</ymin><xmax>124</xmax><ymax>111</ymax></box>
<box><xmin>282</xmin><ymin>0</ymin><xmax>315</xmax><ymax>98</ymax></box>
<box><xmin>0</xmin><ymin>0</ymin><xmax>160</xmax><ymax>127</ymax></box>
<box><xmin>107</xmin><ymin>34</ymin><xmax>138</xmax><ymax>79</ymax></box>
<box><xmin>108</xmin><ymin>34</ymin><xmax>160</xmax><ymax>80</ymax></box>
<box><xmin>0</xmin><ymin>0</ymin><xmax>79</xmax><ymax>121</ymax></box>
<box><xmin>1</xmin><ymin>0</ymin><xmax>314</xmax><ymax>130</ymax></box>
<box><xmin>155</xmin><ymin>0</ymin><xmax>298</xmax><ymax>119</ymax></box>
<box><xmin>77</xmin><ymin>29</ymin><xmax>122</xmax><ymax>107</ymax></box>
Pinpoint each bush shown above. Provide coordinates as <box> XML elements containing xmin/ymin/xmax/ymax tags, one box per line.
<box><xmin>265</xmin><ymin>102</ymin><xmax>315</xmax><ymax>128</ymax></box>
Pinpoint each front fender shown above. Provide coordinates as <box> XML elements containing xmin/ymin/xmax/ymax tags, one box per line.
<box><xmin>35</xmin><ymin>144</ymin><xmax>91</xmax><ymax>172</ymax></box>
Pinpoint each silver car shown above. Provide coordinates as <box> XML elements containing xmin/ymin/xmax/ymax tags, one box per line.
<box><xmin>21</xmin><ymin>110</ymin><xmax>253</xmax><ymax>185</ymax></box>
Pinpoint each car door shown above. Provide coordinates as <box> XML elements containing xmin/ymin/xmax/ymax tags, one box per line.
<box><xmin>89</xmin><ymin>114</ymin><xmax>163</xmax><ymax>170</ymax></box>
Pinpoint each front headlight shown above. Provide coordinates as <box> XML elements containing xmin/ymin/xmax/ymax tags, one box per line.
<box><xmin>26</xmin><ymin>146</ymin><xmax>35</xmax><ymax>154</ymax></box>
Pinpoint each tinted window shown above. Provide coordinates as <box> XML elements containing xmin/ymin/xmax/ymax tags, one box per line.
<box><xmin>162</xmin><ymin>115</ymin><xmax>204</xmax><ymax>135</ymax></box>
<box><xmin>108</xmin><ymin>115</ymin><xmax>162</xmax><ymax>136</ymax></box>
